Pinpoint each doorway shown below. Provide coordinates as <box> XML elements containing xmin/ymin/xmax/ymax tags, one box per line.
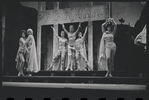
<box><xmin>41</xmin><ymin>25</ymin><xmax>53</xmax><ymax>70</ymax></box>
<box><xmin>93</xmin><ymin>20</ymin><xmax>105</xmax><ymax>70</ymax></box>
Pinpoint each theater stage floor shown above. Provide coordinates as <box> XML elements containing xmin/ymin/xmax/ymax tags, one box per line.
<box><xmin>2</xmin><ymin>82</ymin><xmax>146</xmax><ymax>90</ymax></box>
<box><xmin>2</xmin><ymin>71</ymin><xmax>147</xmax><ymax>99</ymax></box>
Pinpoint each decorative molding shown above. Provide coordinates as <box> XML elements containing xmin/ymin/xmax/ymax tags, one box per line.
<box><xmin>38</xmin><ymin>5</ymin><xmax>108</xmax><ymax>25</ymax></box>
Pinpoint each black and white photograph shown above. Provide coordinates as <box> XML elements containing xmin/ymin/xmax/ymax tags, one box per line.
<box><xmin>1</xmin><ymin>1</ymin><xmax>148</xmax><ymax>100</ymax></box>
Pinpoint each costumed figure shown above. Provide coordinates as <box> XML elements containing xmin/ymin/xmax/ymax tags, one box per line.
<box><xmin>47</xmin><ymin>26</ymin><xmax>68</xmax><ymax>71</ymax></box>
<box><xmin>75</xmin><ymin>26</ymin><xmax>90</xmax><ymax>71</ymax></box>
<box><xmin>98</xmin><ymin>18</ymin><xmax>117</xmax><ymax>77</ymax></box>
<box><xmin>25</xmin><ymin>28</ymin><xmax>39</xmax><ymax>76</ymax></box>
<box><xmin>15</xmin><ymin>30</ymin><xmax>28</xmax><ymax>76</ymax></box>
<box><xmin>62</xmin><ymin>23</ymin><xmax>81</xmax><ymax>71</ymax></box>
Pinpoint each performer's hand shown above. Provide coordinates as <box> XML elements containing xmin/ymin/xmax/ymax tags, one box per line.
<box><xmin>108</xmin><ymin>18</ymin><xmax>113</xmax><ymax>22</ymax></box>
<box><xmin>85</xmin><ymin>26</ymin><xmax>88</xmax><ymax>31</ymax></box>
<box><xmin>73</xmin><ymin>47</ymin><xmax>75</xmax><ymax>50</ymax></box>
<box><xmin>71</xmin><ymin>47</ymin><xmax>75</xmax><ymax>50</ymax></box>
<box><xmin>62</xmin><ymin>24</ymin><xmax>65</xmax><ymax>28</ymax></box>
<box><xmin>51</xmin><ymin>26</ymin><xmax>54</xmax><ymax>29</ymax></box>
<box><xmin>99</xmin><ymin>54</ymin><xmax>105</xmax><ymax>60</ymax></box>
<box><xmin>106</xmin><ymin>19</ymin><xmax>109</xmax><ymax>23</ymax></box>
<box><xmin>79</xmin><ymin>22</ymin><xmax>81</xmax><ymax>28</ymax></box>
<box><xmin>144</xmin><ymin>46</ymin><xmax>147</xmax><ymax>50</ymax></box>
<box><xmin>111</xmin><ymin>18</ymin><xmax>114</xmax><ymax>21</ymax></box>
<box><xmin>111</xmin><ymin>18</ymin><xmax>114</xmax><ymax>23</ymax></box>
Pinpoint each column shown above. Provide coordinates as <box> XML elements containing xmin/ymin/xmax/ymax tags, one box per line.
<box><xmin>37</xmin><ymin>2</ymin><xmax>46</xmax><ymax>70</ymax></box>
<box><xmin>53</xmin><ymin>2</ymin><xmax>59</xmax><ymax>57</ymax></box>
<box><xmin>88</xmin><ymin>2</ymin><xmax>93</xmax><ymax>70</ymax></box>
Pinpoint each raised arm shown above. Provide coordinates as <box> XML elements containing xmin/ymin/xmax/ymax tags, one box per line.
<box><xmin>111</xmin><ymin>18</ymin><xmax>117</xmax><ymax>36</ymax></box>
<box><xmin>101</xmin><ymin>20</ymin><xmax>108</xmax><ymax>33</ymax></box>
<box><xmin>74</xmin><ymin>22</ymin><xmax>81</xmax><ymax>35</ymax></box>
<box><xmin>82</xmin><ymin>26</ymin><xmax>88</xmax><ymax>40</ymax></box>
<box><xmin>51</xmin><ymin>26</ymin><xmax>60</xmax><ymax>39</ymax></box>
<box><xmin>62</xmin><ymin>24</ymin><xmax>69</xmax><ymax>35</ymax></box>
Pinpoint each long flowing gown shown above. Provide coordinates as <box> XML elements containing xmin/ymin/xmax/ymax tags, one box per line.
<box><xmin>26</xmin><ymin>35</ymin><xmax>39</xmax><ymax>73</ymax></box>
<box><xmin>50</xmin><ymin>38</ymin><xmax>68</xmax><ymax>71</ymax></box>
<box><xmin>15</xmin><ymin>37</ymin><xmax>27</xmax><ymax>72</ymax></box>
<box><xmin>98</xmin><ymin>33</ymin><xmax>108</xmax><ymax>71</ymax></box>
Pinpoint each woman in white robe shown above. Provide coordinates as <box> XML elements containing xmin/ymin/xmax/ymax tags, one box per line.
<box><xmin>25</xmin><ymin>28</ymin><xmax>39</xmax><ymax>76</ymax></box>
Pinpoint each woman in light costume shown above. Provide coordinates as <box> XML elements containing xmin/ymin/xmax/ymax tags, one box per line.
<box><xmin>99</xmin><ymin>18</ymin><xmax>117</xmax><ymax>77</ymax></box>
<box><xmin>62</xmin><ymin>23</ymin><xmax>81</xmax><ymax>71</ymax></box>
<box><xmin>75</xmin><ymin>26</ymin><xmax>90</xmax><ymax>71</ymax></box>
<box><xmin>25</xmin><ymin>28</ymin><xmax>39</xmax><ymax>76</ymax></box>
<box><xmin>15</xmin><ymin>30</ymin><xmax>28</xmax><ymax>76</ymax></box>
<box><xmin>47</xmin><ymin>26</ymin><xmax>68</xmax><ymax>71</ymax></box>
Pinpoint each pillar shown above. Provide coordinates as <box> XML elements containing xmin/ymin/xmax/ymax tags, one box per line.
<box><xmin>37</xmin><ymin>2</ymin><xmax>46</xmax><ymax>70</ymax></box>
<box><xmin>53</xmin><ymin>2</ymin><xmax>59</xmax><ymax>57</ymax></box>
<box><xmin>88</xmin><ymin>2</ymin><xmax>93</xmax><ymax>70</ymax></box>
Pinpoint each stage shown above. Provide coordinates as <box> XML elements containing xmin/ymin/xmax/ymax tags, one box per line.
<box><xmin>2</xmin><ymin>82</ymin><xmax>146</xmax><ymax>90</ymax></box>
<box><xmin>3</xmin><ymin>70</ymin><xmax>146</xmax><ymax>84</ymax></box>
<box><xmin>2</xmin><ymin>70</ymin><xmax>147</xmax><ymax>99</ymax></box>
<box><xmin>1</xmin><ymin>2</ymin><xmax>148</xmax><ymax>100</ymax></box>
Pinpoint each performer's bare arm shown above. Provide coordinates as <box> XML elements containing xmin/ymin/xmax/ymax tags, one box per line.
<box><xmin>111</xmin><ymin>18</ymin><xmax>117</xmax><ymax>36</ymax></box>
<box><xmin>51</xmin><ymin>26</ymin><xmax>60</xmax><ymax>39</ymax></box>
<box><xmin>101</xmin><ymin>20</ymin><xmax>108</xmax><ymax>33</ymax></box>
<box><xmin>74</xmin><ymin>22</ymin><xmax>81</xmax><ymax>35</ymax></box>
<box><xmin>82</xmin><ymin>26</ymin><xmax>88</xmax><ymax>41</ymax></box>
<box><xmin>19</xmin><ymin>38</ymin><xmax>23</xmax><ymax>46</ymax></box>
<box><xmin>62</xmin><ymin>24</ymin><xmax>69</xmax><ymax>35</ymax></box>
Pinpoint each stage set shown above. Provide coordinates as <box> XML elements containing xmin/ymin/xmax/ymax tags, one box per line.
<box><xmin>2</xmin><ymin>2</ymin><xmax>147</xmax><ymax>99</ymax></box>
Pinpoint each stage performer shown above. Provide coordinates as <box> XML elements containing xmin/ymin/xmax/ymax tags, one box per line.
<box><xmin>15</xmin><ymin>30</ymin><xmax>28</xmax><ymax>76</ymax></box>
<box><xmin>134</xmin><ymin>25</ymin><xmax>146</xmax><ymax>52</ymax></box>
<box><xmin>62</xmin><ymin>23</ymin><xmax>81</xmax><ymax>71</ymax></box>
<box><xmin>99</xmin><ymin>18</ymin><xmax>117</xmax><ymax>77</ymax></box>
<box><xmin>75</xmin><ymin>26</ymin><xmax>90</xmax><ymax>71</ymax></box>
<box><xmin>47</xmin><ymin>26</ymin><xmax>68</xmax><ymax>71</ymax></box>
<box><xmin>25</xmin><ymin>28</ymin><xmax>39</xmax><ymax>76</ymax></box>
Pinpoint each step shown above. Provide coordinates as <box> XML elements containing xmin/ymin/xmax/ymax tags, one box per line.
<box><xmin>2</xmin><ymin>82</ymin><xmax>146</xmax><ymax>90</ymax></box>
<box><xmin>33</xmin><ymin>71</ymin><xmax>143</xmax><ymax>77</ymax></box>
<box><xmin>3</xmin><ymin>70</ymin><xmax>144</xmax><ymax>77</ymax></box>
<box><xmin>2</xmin><ymin>76</ymin><xmax>146</xmax><ymax>85</ymax></box>
<box><xmin>2</xmin><ymin>82</ymin><xmax>146</xmax><ymax>99</ymax></box>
